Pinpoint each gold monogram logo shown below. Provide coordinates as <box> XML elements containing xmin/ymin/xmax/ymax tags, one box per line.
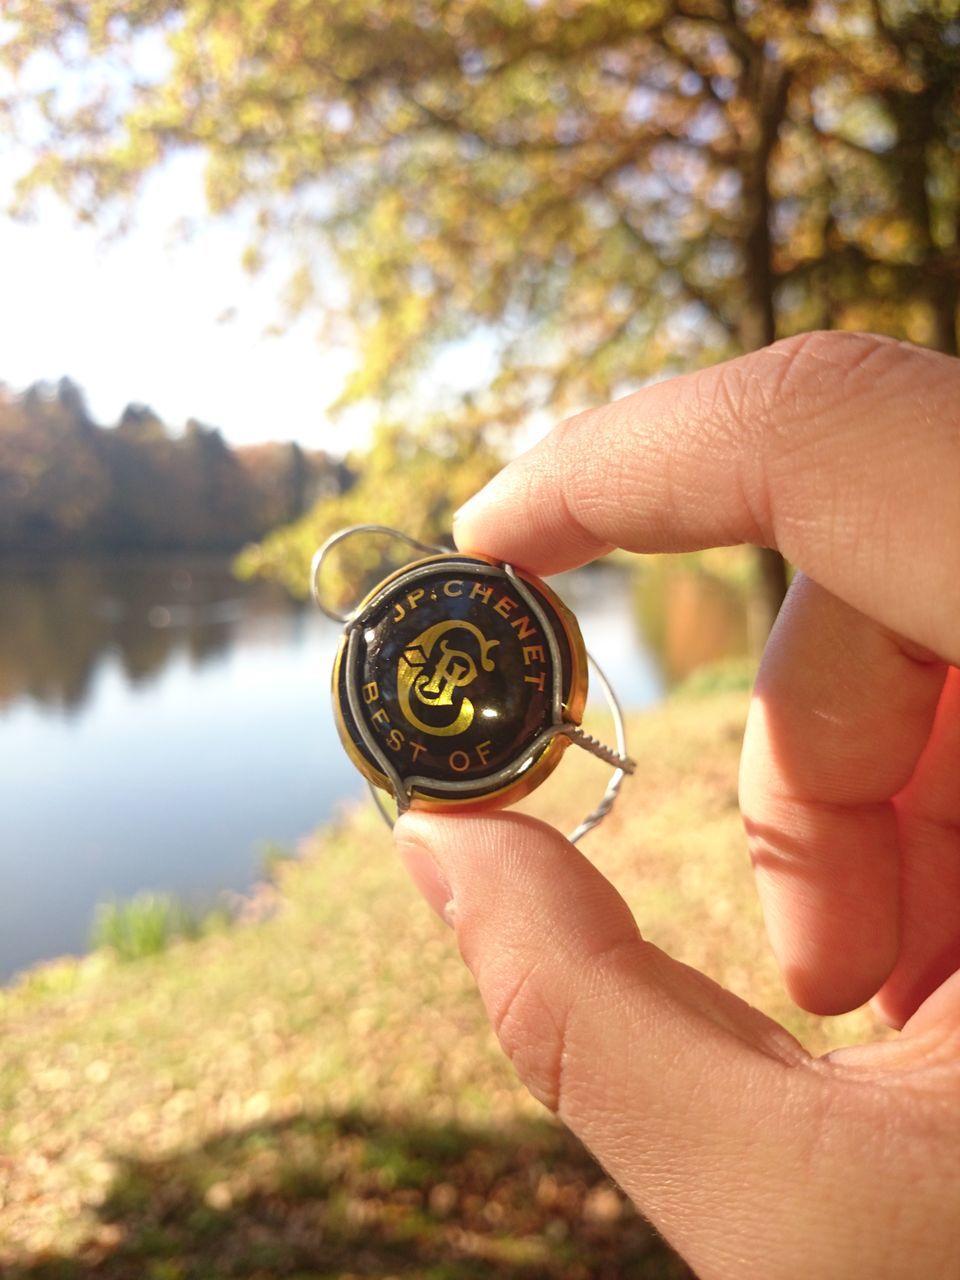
<box><xmin>397</xmin><ymin>620</ymin><xmax>499</xmax><ymax>737</ymax></box>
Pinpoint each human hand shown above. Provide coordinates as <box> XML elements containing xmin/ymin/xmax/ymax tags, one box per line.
<box><xmin>394</xmin><ymin>332</ymin><xmax>960</xmax><ymax>1279</ymax></box>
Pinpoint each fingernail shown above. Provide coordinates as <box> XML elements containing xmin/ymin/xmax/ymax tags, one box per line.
<box><xmin>452</xmin><ymin>490</ymin><xmax>483</xmax><ymax>533</ymax></box>
<box><xmin>395</xmin><ymin>835</ymin><xmax>455</xmax><ymax>928</ymax></box>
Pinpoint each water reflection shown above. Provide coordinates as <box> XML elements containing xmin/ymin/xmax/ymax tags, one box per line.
<box><xmin>0</xmin><ymin>558</ymin><xmax>752</xmax><ymax>717</ymax></box>
<box><xmin>632</xmin><ymin>564</ymin><xmax>752</xmax><ymax>685</ymax></box>
<box><xmin>0</xmin><ymin>559</ymin><xmax>304</xmax><ymax>711</ymax></box>
<box><xmin>0</xmin><ymin>559</ymin><xmax>349</xmax><ymax>981</ymax></box>
<box><xmin>0</xmin><ymin>556</ymin><xmax>751</xmax><ymax>980</ymax></box>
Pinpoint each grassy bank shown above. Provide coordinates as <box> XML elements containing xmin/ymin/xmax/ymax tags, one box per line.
<box><xmin>0</xmin><ymin>690</ymin><xmax>877</xmax><ymax>1278</ymax></box>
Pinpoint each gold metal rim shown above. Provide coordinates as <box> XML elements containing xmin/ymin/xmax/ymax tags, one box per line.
<box><xmin>331</xmin><ymin>553</ymin><xmax>588</xmax><ymax>813</ymax></box>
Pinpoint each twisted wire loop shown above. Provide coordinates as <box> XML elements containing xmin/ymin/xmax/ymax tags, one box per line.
<box><xmin>363</xmin><ymin>664</ymin><xmax>633</xmax><ymax>844</ymax></box>
<box><xmin>360</xmin><ymin>657</ymin><xmax>635</xmax><ymax>846</ymax></box>
<box><xmin>310</xmin><ymin>524</ymin><xmax>450</xmax><ymax>623</ymax></box>
<box><xmin>565</xmin><ymin>654</ymin><xmax>634</xmax><ymax>845</ymax></box>
<box><xmin>318</xmin><ymin>524</ymin><xmax>635</xmax><ymax>844</ymax></box>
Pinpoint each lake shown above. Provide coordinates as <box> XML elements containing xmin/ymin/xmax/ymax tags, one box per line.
<box><xmin>0</xmin><ymin>557</ymin><xmax>750</xmax><ymax>980</ymax></box>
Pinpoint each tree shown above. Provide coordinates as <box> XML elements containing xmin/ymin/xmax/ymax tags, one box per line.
<box><xmin>4</xmin><ymin>1</ymin><xmax>958</xmax><ymax>625</ymax></box>
<box><xmin>773</xmin><ymin>1</ymin><xmax>960</xmax><ymax>358</ymax></box>
<box><xmin>0</xmin><ymin>380</ymin><xmax>111</xmax><ymax>550</ymax></box>
<box><xmin>117</xmin><ymin>403</ymin><xmax>168</xmax><ymax>442</ymax></box>
<box><xmin>236</xmin><ymin>420</ymin><xmax>502</xmax><ymax>604</ymax></box>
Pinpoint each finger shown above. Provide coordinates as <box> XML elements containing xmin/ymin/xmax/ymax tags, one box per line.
<box><xmin>396</xmin><ymin>809</ymin><xmax>960</xmax><ymax>1275</ymax></box>
<box><xmin>740</xmin><ymin>574</ymin><xmax>947</xmax><ymax>1015</ymax></box>
<box><xmin>876</xmin><ymin>665</ymin><xmax>960</xmax><ymax>1027</ymax></box>
<box><xmin>454</xmin><ymin>331</ymin><xmax>960</xmax><ymax>664</ymax></box>
<box><xmin>394</xmin><ymin>810</ymin><xmax>827</xmax><ymax>1278</ymax></box>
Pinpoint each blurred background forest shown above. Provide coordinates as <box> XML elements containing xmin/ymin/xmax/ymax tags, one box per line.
<box><xmin>0</xmin><ymin>2</ymin><xmax>958</xmax><ymax>1277</ymax></box>
<box><xmin>0</xmin><ymin>377</ymin><xmax>349</xmax><ymax>554</ymax></box>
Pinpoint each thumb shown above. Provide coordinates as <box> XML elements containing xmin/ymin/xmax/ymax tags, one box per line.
<box><xmin>395</xmin><ymin>810</ymin><xmax>824</xmax><ymax>1277</ymax></box>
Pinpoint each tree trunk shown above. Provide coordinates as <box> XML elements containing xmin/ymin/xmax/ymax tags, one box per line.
<box><xmin>930</xmin><ymin>276</ymin><xmax>959</xmax><ymax>357</ymax></box>
<box><xmin>739</xmin><ymin>56</ymin><xmax>791</xmax><ymax>638</ymax></box>
<box><xmin>887</xmin><ymin>85</ymin><xmax>958</xmax><ymax>360</ymax></box>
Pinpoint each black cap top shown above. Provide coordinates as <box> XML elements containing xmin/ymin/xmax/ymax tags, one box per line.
<box><xmin>332</xmin><ymin>553</ymin><xmax>588</xmax><ymax>811</ymax></box>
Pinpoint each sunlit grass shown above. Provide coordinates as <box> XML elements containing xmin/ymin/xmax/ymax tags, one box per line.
<box><xmin>0</xmin><ymin>684</ymin><xmax>882</xmax><ymax>1276</ymax></box>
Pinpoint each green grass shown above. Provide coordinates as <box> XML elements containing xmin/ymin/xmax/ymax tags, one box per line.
<box><xmin>0</xmin><ymin>687</ymin><xmax>880</xmax><ymax>1278</ymax></box>
<box><xmin>90</xmin><ymin>893</ymin><xmax>229</xmax><ymax>962</ymax></box>
<box><xmin>675</xmin><ymin>656</ymin><xmax>758</xmax><ymax>696</ymax></box>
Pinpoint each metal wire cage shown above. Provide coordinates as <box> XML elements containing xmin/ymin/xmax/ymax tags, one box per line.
<box><xmin>313</xmin><ymin>524</ymin><xmax>635</xmax><ymax>844</ymax></box>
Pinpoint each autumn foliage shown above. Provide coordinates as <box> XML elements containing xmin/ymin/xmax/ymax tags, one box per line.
<box><xmin>2</xmin><ymin>1</ymin><xmax>959</xmax><ymax>618</ymax></box>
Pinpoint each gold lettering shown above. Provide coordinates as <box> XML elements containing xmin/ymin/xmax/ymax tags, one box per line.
<box><xmin>510</xmin><ymin>615</ymin><xmax>536</xmax><ymax>641</ymax></box>
<box><xmin>476</xmin><ymin>740</ymin><xmax>492</xmax><ymax>766</ymax></box>
<box><xmin>371</xmin><ymin>707</ymin><xmax>389</xmax><ymax>727</ymax></box>
<box><xmin>387</xmin><ymin>728</ymin><xmax>404</xmax><ymax>752</ymax></box>
<box><xmin>524</xmin><ymin>672</ymin><xmax>547</xmax><ymax>692</ymax></box>
<box><xmin>494</xmin><ymin>595</ymin><xmax>517</xmax><ymax>618</ymax></box>
<box><xmin>363</xmin><ymin>681</ymin><xmax>379</xmax><ymax>703</ymax></box>
<box><xmin>469</xmin><ymin>583</ymin><xmax>493</xmax><ymax>604</ymax></box>
<box><xmin>443</xmin><ymin>580</ymin><xmax>464</xmax><ymax>598</ymax></box>
<box><xmin>449</xmin><ymin>750</ymin><xmax>471</xmax><ymax>773</ymax></box>
<box><xmin>522</xmin><ymin>644</ymin><xmax>546</xmax><ymax>666</ymax></box>
<box><xmin>406</xmin><ymin>588</ymin><xmax>425</xmax><ymax>611</ymax></box>
<box><xmin>410</xmin><ymin>740</ymin><xmax>427</xmax><ymax>763</ymax></box>
<box><xmin>393</xmin><ymin>602</ymin><xmax>405</xmax><ymax>623</ymax></box>
<box><xmin>397</xmin><ymin>620</ymin><xmax>498</xmax><ymax>737</ymax></box>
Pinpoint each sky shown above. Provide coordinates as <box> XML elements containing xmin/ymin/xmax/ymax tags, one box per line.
<box><xmin>0</xmin><ymin>147</ymin><xmax>367</xmax><ymax>452</ymax></box>
<box><xmin>0</xmin><ymin>24</ymin><xmax>510</xmax><ymax>457</ymax></box>
<box><xmin>0</xmin><ymin>143</ymin><xmax>503</xmax><ymax>454</ymax></box>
